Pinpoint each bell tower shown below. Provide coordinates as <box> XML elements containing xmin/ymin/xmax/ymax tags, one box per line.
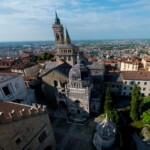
<box><xmin>52</xmin><ymin>11</ymin><xmax>64</xmax><ymax>46</ymax></box>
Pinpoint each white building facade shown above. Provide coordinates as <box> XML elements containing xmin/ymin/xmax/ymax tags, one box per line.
<box><xmin>0</xmin><ymin>73</ymin><xmax>36</xmax><ymax>103</ymax></box>
<box><xmin>122</xmin><ymin>71</ymin><xmax>150</xmax><ymax>97</ymax></box>
<box><xmin>120</xmin><ymin>62</ymin><xmax>138</xmax><ymax>71</ymax></box>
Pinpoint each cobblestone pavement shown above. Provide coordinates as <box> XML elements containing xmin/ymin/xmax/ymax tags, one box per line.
<box><xmin>51</xmin><ymin>117</ymin><xmax>96</xmax><ymax>150</ymax></box>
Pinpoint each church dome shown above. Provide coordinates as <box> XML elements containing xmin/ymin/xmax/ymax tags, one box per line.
<box><xmin>69</xmin><ymin>63</ymin><xmax>90</xmax><ymax>80</ymax></box>
<box><xmin>96</xmin><ymin>117</ymin><xmax>116</xmax><ymax>139</ymax></box>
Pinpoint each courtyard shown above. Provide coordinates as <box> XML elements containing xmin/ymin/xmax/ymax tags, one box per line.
<box><xmin>51</xmin><ymin>117</ymin><xmax>96</xmax><ymax>150</ymax></box>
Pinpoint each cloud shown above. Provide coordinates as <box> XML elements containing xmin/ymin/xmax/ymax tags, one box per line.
<box><xmin>0</xmin><ymin>0</ymin><xmax>150</xmax><ymax>41</ymax></box>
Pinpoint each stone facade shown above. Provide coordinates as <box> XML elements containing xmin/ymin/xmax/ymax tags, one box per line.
<box><xmin>0</xmin><ymin>102</ymin><xmax>56</xmax><ymax>150</ymax></box>
<box><xmin>52</xmin><ymin>12</ymin><xmax>78</xmax><ymax>66</ymax></box>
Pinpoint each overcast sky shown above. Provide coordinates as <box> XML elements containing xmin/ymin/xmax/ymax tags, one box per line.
<box><xmin>0</xmin><ymin>0</ymin><xmax>150</xmax><ymax>42</ymax></box>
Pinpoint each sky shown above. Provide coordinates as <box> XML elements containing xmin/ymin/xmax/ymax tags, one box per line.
<box><xmin>0</xmin><ymin>0</ymin><xmax>150</xmax><ymax>42</ymax></box>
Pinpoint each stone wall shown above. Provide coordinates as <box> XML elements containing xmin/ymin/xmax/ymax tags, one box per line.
<box><xmin>42</xmin><ymin>70</ymin><xmax>69</xmax><ymax>108</ymax></box>
<box><xmin>0</xmin><ymin>105</ymin><xmax>56</xmax><ymax>150</ymax></box>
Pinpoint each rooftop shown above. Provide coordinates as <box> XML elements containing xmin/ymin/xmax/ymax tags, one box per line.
<box><xmin>122</xmin><ymin>71</ymin><xmax>150</xmax><ymax>81</ymax></box>
<box><xmin>142</xmin><ymin>56</ymin><xmax>150</xmax><ymax>62</ymax></box>
<box><xmin>0</xmin><ymin>101</ymin><xmax>31</xmax><ymax>119</ymax></box>
<box><xmin>0</xmin><ymin>72</ymin><xmax>21</xmax><ymax>83</ymax></box>
<box><xmin>104</xmin><ymin>72</ymin><xmax>122</xmax><ymax>82</ymax></box>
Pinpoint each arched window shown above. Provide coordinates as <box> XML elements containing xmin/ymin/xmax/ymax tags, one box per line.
<box><xmin>77</xmin><ymin>110</ymin><xmax>80</xmax><ymax>114</ymax></box>
<box><xmin>56</xmin><ymin>33</ymin><xmax>60</xmax><ymax>41</ymax></box>
<box><xmin>68</xmin><ymin>56</ymin><xmax>71</xmax><ymax>61</ymax></box>
<box><xmin>54</xmin><ymin>80</ymin><xmax>58</xmax><ymax>87</ymax></box>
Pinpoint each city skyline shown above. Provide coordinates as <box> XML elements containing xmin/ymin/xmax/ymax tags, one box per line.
<box><xmin>0</xmin><ymin>0</ymin><xmax>150</xmax><ymax>42</ymax></box>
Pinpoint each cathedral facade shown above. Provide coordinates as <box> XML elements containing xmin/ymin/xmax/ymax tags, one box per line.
<box><xmin>42</xmin><ymin>12</ymin><xmax>102</xmax><ymax>124</ymax></box>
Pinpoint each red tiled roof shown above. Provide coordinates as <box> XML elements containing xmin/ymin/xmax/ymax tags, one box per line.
<box><xmin>0</xmin><ymin>102</ymin><xmax>31</xmax><ymax>119</ymax></box>
<box><xmin>122</xmin><ymin>71</ymin><xmax>150</xmax><ymax>80</ymax></box>
<box><xmin>104</xmin><ymin>59</ymin><xmax>118</xmax><ymax>64</ymax></box>
<box><xmin>11</xmin><ymin>62</ymin><xmax>37</xmax><ymax>69</ymax></box>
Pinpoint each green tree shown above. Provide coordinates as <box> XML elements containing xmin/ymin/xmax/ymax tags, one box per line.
<box><xmin>45</xmin><ymin>53</ymin><xmax>52</xmax><ymax>60</ymax></box>
<box><xmin>104</xmin><ymin>86</ymin><xmax>113</xmax><ymax>113</ymax></box>
<box><xmin>108</xmin><ymin>109</ymin><xmax>120</xmax><ymax>125</ymax></box>
<box><xmin>141</xmin><ymin>109</ymin><xmax>150</xmax><ymax>124</ymax></box>
<box><xmin>40</xmin><ymin>53</ymin><xmax>45</xmax><ymax>60</ymax></box>
<box><xmin>130</xmin><ymin>85</ymin><xmax>143</xmax><ymax>121</ymax></box>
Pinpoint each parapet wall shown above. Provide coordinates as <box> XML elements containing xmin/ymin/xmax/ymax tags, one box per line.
<box><xmin>0</xmin><ymin>103</ymin><xmax>47</xmax><ymax>124</ymax></box>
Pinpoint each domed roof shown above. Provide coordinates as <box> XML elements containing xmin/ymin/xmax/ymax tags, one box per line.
<box><xmin>69</xmin><ymin>63</ymin><xmax>89</xmax><ymax>80</ymax></box>
<box><xmin>96</xmin><ymin>116</ymin><xmax>116</xmax><ymax>138</ymax></box>
<box><xmin>69</xmin><ymin>55</ymin><xmax>90</xmax><ymax>80</ymax></box>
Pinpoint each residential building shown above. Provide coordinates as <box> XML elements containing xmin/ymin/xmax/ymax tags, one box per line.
<box><xmin>0</xmin><ymin>102</ymin><xmax>56</xmax><ymax>150</ymax></box>
<box><xmin>122</xmin><ymin>71</ymin><xmax>150</xmax><ymax>96</ymax></box>
<box><xmin>142</xmin><ymin>56</ymin><xmax>150</xmax><ymax>71</ymax></box>
<box><xmin>120</xmin><ymin>61</ymin><xmax>138</xmax><ymax>71</ymax></box>
<box><xmin>0</xmin><ymin>73</ymin><xmax>35</xmax><ymax>104</ymax></box>
<box><xmin>11</xmin><ymin>63</ymin><xmax>39</xmax><ymax>77</ymax></box>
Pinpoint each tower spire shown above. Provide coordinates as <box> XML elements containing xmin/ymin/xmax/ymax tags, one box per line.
<box><xmin>64</xmin><ymin>27</ymin><xmax>71</xmax><ymax>44</ymax></box>
<box><xmin>55</xmin><ymin>11</ymin><xmax>60</xmax><ymax>24</ymax></box>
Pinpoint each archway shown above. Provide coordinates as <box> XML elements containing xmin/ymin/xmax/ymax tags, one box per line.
<box><xmin>54</xmin><ymin>80</ymin><xmax>58</xmax><ymax>87</ymax></box>
<box><xmin>75</xmin><ymin>100</ymin><xmax>80</xmax><ymax>105</ymax></box>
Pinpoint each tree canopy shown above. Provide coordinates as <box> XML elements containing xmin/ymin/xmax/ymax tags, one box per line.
<box><xmin>104</xmin><ymin>86</ymin><xmax>113</xmax><ymax>113</ymax></box>
<box><xmin>141</xmin><ymin>109</ymin><xmax>150</xmax><ymax>124</ymax></box>
<box><xmin>130</xmin><ymin>85</ymin><xmax>143</xmax><ymax>121</ymax></box>
<box><xmin>36</xmin><ymin>52</ymin><xmax>53</xmax><ymax>61</ymax></box>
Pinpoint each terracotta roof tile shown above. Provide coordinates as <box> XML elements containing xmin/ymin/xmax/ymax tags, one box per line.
<box><xmin>0</xmin><ymin>102</ymin><xmax>31</xmax><ymax>119</ymax></box>
<box><xmin>122</xmin><ymin>71</ymin><xmax>150</xmax><ymax>80</ymax></box>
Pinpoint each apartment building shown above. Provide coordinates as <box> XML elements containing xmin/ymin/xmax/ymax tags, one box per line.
<box><xmin>120</xmin><ymin>61</ymin><xmax>138</xmax><ymax>71</ymax></box>
<box><xmin>142</xmin><ymin>56</ymin><xmax>150</xmax><ymax>71</ymax></box>
<box><xmin>0</xmin><ymin>73</ymin><xmax>35</xmax><ymax>103</ymax></box>
<box><xmin>122</xmin><ymin>71</ymin><xmax>150</xmax><ymax>96</ymax></box>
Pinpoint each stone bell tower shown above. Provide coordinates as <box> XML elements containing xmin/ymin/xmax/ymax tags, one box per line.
<box><xmin>52</xmin><ymin>11</ymin><xmax>64</xmax><ymax>46</ymax></box>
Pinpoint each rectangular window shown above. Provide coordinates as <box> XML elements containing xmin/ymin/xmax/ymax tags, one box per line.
<box><xmin>143</xmin><ymin>88</ymin><xmax>146</xmax><ymax>91</ymax></box>
<box><xmin>138</xmin><ymin>82</ymin><xmax>140</xmax><ymax>85</ymax></box>
<box><xmin>123</xmin><ymin>92</ymin><xmax>126</xmax><ymax>95</ymax></box>
<box><xmin>130</xmin><ymin>81</ymin><xmax>134</xmax><ymax>85</ymax></box>
<box><xmin>2</xmin><ymin>86</ymin><xmax>11</xmax><ymax>96</ymax></box>
<box><xmin>38</xmin><ymin>131</ymin><xmax>47</xmax><ymax>143</ymax></box>
<box><xmin>93</xmin><ymin>105</ymin><xmax>96</xmax><ymax>110</ymax></box>
<box><xmin>144</xmin><ymin>82</ymin><xmax>147</xmax><ymax>85</ymax></box>
<box><xmin>124</xmin><ymin>87</ymin><xmax>126</xmax><ymax>90</ymax></box>
<box><xmin>16</xmin><ymin>138</ymin><xmax>21</xmax><ymax>145</ymax></box>
<box><xmin>130</xmin><ymin>87</ymin><xmax>132</xmax><ymax>90</ymax></box>
<box><xmin>125</xmin><ymin>81</ymin><xmax>127</xmax><ymax>84</ymax></box>
<box><xmin>141</xmin><ymin>93</ymin><xmax>145</xmax><ymax>96</ymax></box>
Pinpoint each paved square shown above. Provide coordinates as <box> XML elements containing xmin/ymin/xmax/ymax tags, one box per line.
<box><xmin>51</xmin><ymin>117</ymin><xmax>96</xmax><ymax>150</ymax></box>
